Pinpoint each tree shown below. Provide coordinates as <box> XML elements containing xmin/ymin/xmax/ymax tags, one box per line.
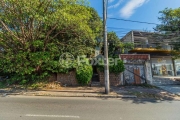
<box><xmin>107</xmin><ymin>31</ymin><xmax>120</xmax><ymax>56</ymax></box>
<box><xmin>154</xmin><ymin>7</ymin><xmax>180</xmax><ymax>52</ymax></box>
<box><xmin>0</xmin><ymin>0</ymin><xmax>102</xmax><ymax>84</ymax></box>
<box><xmin>117</xmin><ymin>42</ymin><xmax>134</xmax><ymax>54</ymax></box>
<box><xmin>155</xmin><ymin>8</ymin><xmax>180</xmax><ymax>32</ymax></box>
<box><xmin>101</xmin><ymin>31</ymin><xmax>134</xmax><ymax>56</ymax></box>
<box><xmin>88</xmin><ymin>7</ymin><xmax>103</xmax><ymax>42</ymax></box>
<box><xmin>85</xmin><ymin>7</ymin><xmax>103</xmax><ymax>57</ymax></box>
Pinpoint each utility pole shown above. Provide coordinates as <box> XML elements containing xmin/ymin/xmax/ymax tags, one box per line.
<box><xmin>103</xmin><ymin>0</ymin><xmax>109</xmax><ymax>94</ymax></box>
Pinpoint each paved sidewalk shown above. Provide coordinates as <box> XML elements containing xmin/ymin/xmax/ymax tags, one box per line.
<box><xmin>112</xmin><ymin>86</ymin><xmax>180</xmax><ymax>100</ymax></box>
<box><xmin>0</xmin><ymin>86</ymin><xmax>180</xmax><ymax>100</ymax></box>
<box><xmin>157</xmin><ymin>85</ymin><xmax>180</xmax><ymax>95</ymax></box>
<box><xmin>0</xmin><ymin>87</ymin><xmax>136</xmax><ymax>98</ymax></box>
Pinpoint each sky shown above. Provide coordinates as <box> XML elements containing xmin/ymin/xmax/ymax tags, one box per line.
<box><xmin>88</xmin><ymin>0</ymin><xmax>180</xmax><ymax>38</ymax></box>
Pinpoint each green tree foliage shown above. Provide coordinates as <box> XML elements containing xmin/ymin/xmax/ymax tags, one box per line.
<box><xmin>97</xmin><ymin>58</ymin><xmax>125</xmax><ymax>74</ymax></box>
<box><xmin>101</xmin><ymin>31</ymin><xmax>120</xmax><ymax>56</ymax></box>
<box><xmin>155</xmin><ymin>7</ymin><xmax>180</xmax><ymax>53</ymax></box>
<box><xmin>117</xmin><ymin>42</ymin><xmax>134</xmax><ymax>54</ymax></box>
<box><xmin>155</xmin><ymin>8</ymin><xmax>180</xmax><ymax>32</ymax></box>
<box><xmin>0</xmin><ymin>0</ymin><xmax>101</xmax><ymax>84</ymax></box>
<box><xmin>88</xmin><ymin>8</ymin><xmax>103</xmax><ymax>41</ymax></box>
<box><xmin>109</xmin><ymin>59</ymin><xmax>125</xmax><ymax>74</ymax></box>
<box><xmin>101</xmin><ymin>31</ymin><xmax>134</xmax><ymax>56</ymax></box>
<box><xmin>107</xmin><ymin>31</ymin><xmax>120</xmax><ymax>56</ymax></box>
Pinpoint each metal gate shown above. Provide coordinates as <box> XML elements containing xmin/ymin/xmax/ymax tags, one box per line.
<box><xmin>123</xmin><ymin>64</ymin><xmax>146</xmax><ymax>85</ymax></box>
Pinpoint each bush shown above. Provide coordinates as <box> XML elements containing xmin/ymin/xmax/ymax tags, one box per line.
<box><xmin>0</xmin><ymin>82</ymin><xmax>6</xmax><ymax>88</ymax></box>
<box><xmin>97</xmin><ymin>57</ymin><xmax>125</xmax><ymax>74</ymax></box>
<box><xmin>109</xmin><ymin>59</ymin><xmax>125</xmax><ymax>74</ymax></box>
<box><xmin>76</xmin><ymin>64</ymin><xmax>93</xmax><ymax>85</ymax></box>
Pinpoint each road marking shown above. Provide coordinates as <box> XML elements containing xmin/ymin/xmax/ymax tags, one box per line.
<box><xmin>25</xmin><ymin>114</ymin><xmax>80</xmax><ymax>118</ymax></box>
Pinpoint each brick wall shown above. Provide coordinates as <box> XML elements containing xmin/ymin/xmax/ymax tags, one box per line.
<box><xmin>50</xmin><ymin>71</ymin><xmax>122</xmax><ymax>86</ymax></box>
<box><xmin>48</xmin><ymin>74</ymin><xmax>57</xmax><ymax>82</ymax></box>
<box><xmin>57</xmin><ymin>71</ymin><xmax>78</xmax><ymax>86</ymax></box>
<box><xmin>97</xmin><ymin>71</ymin><xmax>122</xmax><ymax>86</ymax></box>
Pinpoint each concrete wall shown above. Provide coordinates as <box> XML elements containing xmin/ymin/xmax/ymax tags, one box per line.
<box><xmin>122</xmin><ymin>32</ymin><xmax>133</xmax><ymax>43</ymax></box>
<box><xmin>145</xmin><ymin>61</ymin><xmax>153</xmax><ymax>84</ymax></box>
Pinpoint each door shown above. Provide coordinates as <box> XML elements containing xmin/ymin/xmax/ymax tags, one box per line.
<box><xmin>134</xmin><ymin>68</ymin><xmax>141</xmax><ymax>84</ymax></box>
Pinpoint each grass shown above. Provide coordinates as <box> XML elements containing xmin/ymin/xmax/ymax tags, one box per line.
<box><xmin>28</xmin><ymin>81</ymin><xmax>62</xmax><ymax>90</ymax></box>
<box><xmin>0</xmin><ymin>79</ymin><xmax>62</xmax><ymax>91</ymax></box>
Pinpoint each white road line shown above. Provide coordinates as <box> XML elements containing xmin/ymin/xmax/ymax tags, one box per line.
<box><xmin>25</xmin><ymin>114</ymin><xmax>80</xmax><ymax>118</ymax></box>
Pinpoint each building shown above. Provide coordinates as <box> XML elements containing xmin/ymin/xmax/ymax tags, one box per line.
<box><xmin>121</xmin><ymin>30</ymin><xmax>180</xmax><ymax>85</ymax></box>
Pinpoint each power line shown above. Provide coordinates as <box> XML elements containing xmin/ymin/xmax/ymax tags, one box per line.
<box><xmin>108</xmin><ymin>27</ymin><xmax>140</xmax><ymax>30</ymax></box>
<box><xmin>107</xmin><ymin>26</ymin><xmax>180</xmax><ymax>33</ymax></box>
<box><xmin>107</xmin><ymin>27</ymin><xmax>153</xmax><ymax>32</ymax></box>
<box><xmin>107</xmin><ymin>17</ymin><xmax>180</xmax><ymax>28</ymax></box>
<box><xmin>108</xmin><ymin>17</ymin><xmax>159</xmax><ymax>25</ymax></box>
<box><xmin>112</xmin><ymin>30</ymin><xmax>130</xmax><ymax>33</ymax></box>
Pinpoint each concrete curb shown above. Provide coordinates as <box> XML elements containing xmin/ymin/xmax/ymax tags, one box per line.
<box><xmin>0</xmin><ymin>92</ymin><xmax>137</xmax><ymax>98</ymax></box>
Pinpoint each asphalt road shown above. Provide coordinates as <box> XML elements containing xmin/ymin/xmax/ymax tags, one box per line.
<box><xmin>0</xmin><ymin>96</ymin><xmax>180</xmax><ymax>120</ymax></box>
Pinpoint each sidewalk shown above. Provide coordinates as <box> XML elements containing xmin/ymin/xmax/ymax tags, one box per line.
<box><xmin>112</xmin><ymin>86</ymin><xmax>180</xmax><ymax>100</ymax></box>
<box><xmin>0</xmin><ymin>87</ymin><xmax>136</xmax><ymax>98</ymax></box>
<box><xmin>157</xmin><ymin>85</ymin><xmax>180</xmax><ymax>95</ymax></box>
<box><xmin>0</xmin><ymin>86</ymin><xmax>180</xmax><ymax>100</ymax></box>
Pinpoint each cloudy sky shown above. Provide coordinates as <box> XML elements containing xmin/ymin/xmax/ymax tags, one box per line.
<box><xmin>88</xmin><ymin>0</ymin><xmax>180</xmax><ymax>38</ymax></box>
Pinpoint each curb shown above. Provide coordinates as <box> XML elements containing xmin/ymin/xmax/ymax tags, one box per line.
<box><xmin>1</xmin><ymin>92</ymin><xmax>137</xmax><ymax>98</ymax></box>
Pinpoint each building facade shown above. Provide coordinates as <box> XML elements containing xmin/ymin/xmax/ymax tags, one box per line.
<box><xmin>121</xmin><ymin>31</ymin><xmax>180</xmax><ymax>84</ymax></box>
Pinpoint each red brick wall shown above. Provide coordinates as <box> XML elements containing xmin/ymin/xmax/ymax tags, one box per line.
<box><xmin>97</xmin><ymin>71</ymin><xmax>122</xmax><ymax>86</ymax></box>
<box><xmin>48</xmin><ymin>74</ymin><xmax>57</xmax><ymax>82</ymax></box>
<box><xmin>50</xmin><ymin>71</ymin><xmax>122</xmax><ymax>86</ymax></box>
<box><xmin>57</xmin><ymin>71</ymin><xmax>78</xmax><ymax>86</ymax></box>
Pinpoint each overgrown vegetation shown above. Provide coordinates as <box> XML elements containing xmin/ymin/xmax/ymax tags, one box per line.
<box><xmin>0</xmin><ymin>82</ymin><xmax>6</xmax><ymax>88</ymax></box>
<box><xmin>97</xmin><ymin>56</ymin><xmax>125</xmax><ymax>74</ymax></box>
<box><xmin>30</xmin><ymin>81</ymin><xmax>61</xmax><ymax>90</ymax></box>
<box><xmin>109</xmin><ymin>59</ymin><xmax>125</xmax><ymax>74</ymax></box>
<box><xmin>0</xmin><ymin>0</ymin><xmax>102</xmax><ymax>86</ymax></box>
<box><xmin>76</xmin><ymin>64</ymin><xmax>93</xmax><ymax>85</ymax></box>
<box><xmin>101</xmin><ymin>31</ymin><xmax>134</xmax><ymax>56</ymax></box>
<box><xmin>75</xmin><ymin>57</ymin><xmax>93</xmax><ymax>85</ymax></box>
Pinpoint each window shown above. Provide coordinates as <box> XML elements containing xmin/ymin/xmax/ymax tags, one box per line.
<box><xmin>151</xmin><ymin>58</ymin><xmax>174</xmax><ymax>76</ymax></box>
<box><xmin>174</xmin><ymin>60</ymin><xmax>180</xmax><ymax>76</ymax></box>
<box><xmin>152</xmin><ymin>64</ymin><xmax>173</xmax><ymax>76</ymax></box>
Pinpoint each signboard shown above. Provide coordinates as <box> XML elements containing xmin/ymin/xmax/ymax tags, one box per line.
<box><xmin>157</xmin><ymin>58</ymin><xmax>166</xmax><ymax>63</ymax></box>
<box><xmin>120</xmin><ymin>54</ymin><xmax>150</xmax><ymax>64</ymax></box>
<box><xmin>120</xmin><ymin>54</ymin><xmax>150</xmax><ymax>60</ymax></box>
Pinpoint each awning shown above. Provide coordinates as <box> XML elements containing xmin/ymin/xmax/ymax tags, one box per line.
<box><xmin>129</xmin><ymin>48</ymin><xmax>171</xmax><ymax>54</ymax></box>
